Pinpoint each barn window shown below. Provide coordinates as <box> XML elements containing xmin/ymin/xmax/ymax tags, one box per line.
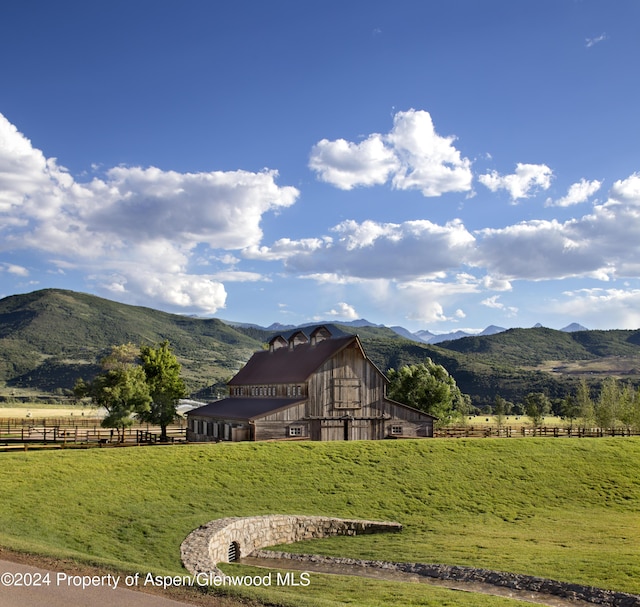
<box><xmin>391</xmin><ymin>425</ymin><xmax>403</xmax><ymax>435</ymax></box>
<box><xmin>289</xmin><ymin>426</ymin><xmax>303</xmax><ymax>437</ymax></box>
<box><xmin>228</xmin><ymin>541</ymin><xmax>240</xmax><ymax>562</ymax></box>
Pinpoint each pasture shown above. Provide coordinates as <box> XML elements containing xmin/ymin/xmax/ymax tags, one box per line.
<box><xmin>0</xmin><ymin>438</ymin><xmax>638</xmax><ymax>606</ymax></box>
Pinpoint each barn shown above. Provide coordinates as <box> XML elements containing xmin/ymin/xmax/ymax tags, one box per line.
<box><xmin>186</xmin><ymin>326</ymin><xmax>435</xmax><ymax>442</ymax></box>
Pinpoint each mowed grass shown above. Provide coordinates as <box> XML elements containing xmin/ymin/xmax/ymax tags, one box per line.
<box><xmin>0</xmin><ymin>438</ymin><xmax>639</xmax><ymax>605</ymax></box>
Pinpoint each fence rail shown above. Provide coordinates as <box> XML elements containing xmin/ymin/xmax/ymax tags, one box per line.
<box><xmin>435</xmin><ymin>425</ymin><xmax>640</xmax><ymax>438</ymax></box>
<box><xmin>0</xmin><ymin>417</ymin><xmax>186</xmax><ymax>452</ymax></box>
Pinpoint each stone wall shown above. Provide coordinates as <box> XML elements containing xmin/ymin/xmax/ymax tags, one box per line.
<box><xmin>180</xmin><ymin>515</ymin><xmax>402</xmax><ymax>575</ymax></box>
<box><xmin>254</xmin><ymin>551</ymin><xmax>640</xmax><ymax>607</ymax></box>
<box><xmin>181</xmin><ymin>515</ymin><xmax>640</xmax><ymax>607</ymax></box>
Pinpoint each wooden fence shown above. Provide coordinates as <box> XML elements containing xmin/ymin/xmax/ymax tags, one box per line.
<box><xmin>435</xmin><ymin>425</ymin><xmax>640</xmax><ymax>438</ymax></box>
<box><xmin>0</xmin><ymin>417</ymin><xmax>186</xmax><ymax>451</ymax></box>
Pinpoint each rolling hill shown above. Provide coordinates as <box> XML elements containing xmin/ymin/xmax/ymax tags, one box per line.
<box><xmin>0</xmin><ymin>289</ymin><xmax>261</xmax><ymax>397</ymax></box>
<box><xmin>1</xmin><ymin>289</ymin><xmax>639</xmax><ymax>407</ymax></box>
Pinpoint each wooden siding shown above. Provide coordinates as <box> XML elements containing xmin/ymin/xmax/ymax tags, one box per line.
<box><xmin>307</xmin><ymin>342</ymin><xmax>386</xmax><ymax>419</ymax></box>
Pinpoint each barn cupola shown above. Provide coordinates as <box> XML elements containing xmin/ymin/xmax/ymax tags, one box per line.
<box><xmin>288</xmin><ymin>330</ymin><xmax>309</xmax><ymax>350</ymax></box>
<box><xmin>310</xmin><ymin>325</ymin><xmax>331</xmax><ymax>346</ymax></box>
<box><xmin>269</xmin><ymin>335</ymin><xmax>288</xmax><ymax>353</ymax></box>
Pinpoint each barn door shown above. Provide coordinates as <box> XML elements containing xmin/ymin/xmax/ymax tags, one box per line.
<box><xmin>343</xmin><ymin>419</ymin><xmax>350</xmax><ymax>441</ymax></box>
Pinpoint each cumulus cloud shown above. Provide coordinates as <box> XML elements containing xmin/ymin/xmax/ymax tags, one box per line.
<box><xmin>478</xmin><ymin>163</ymin><xmax>553</xmax><ymax>201</ymax></box>
<box><xmin>609</xmin><ymin>172</ymin><xmax>640</xmax><ymax>203</ymax></box>
<box><xmin>309</xmin><ymin>109</ymin><xmax>473</xmax><ymax>197</ymax></box>
<box><xmin>387</xmin><ymin>109</ymin><xmax>473</xmax><ymax>196</ymax></box>
<box><xmin>476</xmin><ymin>173</ymin><xmax>640</xmax><ymax>281</ymax></box>
<box><xmin>100</xmin><ymin>270</ymin><xmax>228</xmax><ymax>314</ymax></box>
<box><xmin>318</xmin><ymin>302</ymin><xmax>359</xmax><ymax>321</ymax></box>
<box><xmin>547</xmin><ymin>178</ymin><xmax>602</xmax><ymax>207</ymax></box>
<box><xmin>308</xmin><ymin>135</ymin><xmax>398</xmax><ymax>190</ymax></box>
<box><xmin>397</xmin><ymin>276</ymin><xmax>481</xmax><ymax>323</ymax></box>
<box><xmin>0</xmin><ymin>113</ymin><xmax>299</xmax><ymax>314</ymax></box>
<box><xmin>248</xmin><ymin>218</ymin><xmax>475</xmax><ymax>280</ymax></box>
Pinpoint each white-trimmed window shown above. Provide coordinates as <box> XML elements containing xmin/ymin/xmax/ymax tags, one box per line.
<box><xmin>391</xmin><ymin>425</ymin><xmax>403</xmax><ymax>435</ymax></box>
<box><xmin>289</xmin><ymin>426</ymin><xmax>303</xmax><ymax>437</ymax></box>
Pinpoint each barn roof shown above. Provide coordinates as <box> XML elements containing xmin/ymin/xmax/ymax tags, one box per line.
<box><xmin>187</xmin><ymin>397</ymin><xmax>305</xmax><ymax>421</ymax></box>
<box><xmin>228</xmin><ymin>334</ymin><xmax>376</xmax><ymax>385</ymax></box>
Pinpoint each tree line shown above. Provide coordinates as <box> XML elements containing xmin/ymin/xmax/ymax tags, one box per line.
<box><xmin>492</xmin><ymin>377</ymin><xmax>640</xmax><ymax>431</ymax></box>
<box><xmin>387</xmin><ymin>359</ymin><xmax>640</xmax><ymax>432</ymax></box>
<box><xmin>74</xmin><ymin>341</ymin><xmax>186</xmax><ymax>441</ymax></box>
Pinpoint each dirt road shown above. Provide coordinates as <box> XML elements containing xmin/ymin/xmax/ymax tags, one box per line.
<box><xmin>0</xmin><ymin>560</ymin><xmax>192</xmax><ymax>607</ymax></box>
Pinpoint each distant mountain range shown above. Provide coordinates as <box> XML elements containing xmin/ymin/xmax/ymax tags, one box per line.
<box><xmin>223</xmin><ymin>318</ymin><xmax>589</xmax><ymax>344</ymax></box>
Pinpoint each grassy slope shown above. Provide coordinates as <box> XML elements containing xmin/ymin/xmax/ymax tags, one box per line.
<box><xmin>0</xmin><ymin>439</ymin><xmax>638</xmax><ymax>605</ymax></box>
<box><xmin>0</xmin><ymin>289</ymin><xmax>262</xmax><ymax>393</ymax></box>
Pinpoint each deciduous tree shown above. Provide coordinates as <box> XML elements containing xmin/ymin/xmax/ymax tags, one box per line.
<box><xmin>387</xmin><ymin>358</ymin><xmax>469</xmax><ymax>427</ymax></box>
<box><xmin>74</xmin><ymin>343</ymin><xmax>151</xmax><ymax>442</ymax></box>
<box><xmin>524</xmin><ymin>392</ymin><xmax>551</xmax><ymax>428</ymax></box>
<box><xmin>138</xmin><ymin>341</ymin><xmax>187</xmax><ymax>441</ymax></box>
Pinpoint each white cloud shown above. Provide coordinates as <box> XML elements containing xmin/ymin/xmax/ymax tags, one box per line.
<box><xmin>398</xmin><ymin>276</ymin><xmax>480</xmax><ymax>323</ymax></box>
<box><xmin>308</xmin><ymin>135</ymin><xmax>398</xmax><ymax>190</ymax></box>
<box><xmin>309</xmin><ymin>109</ymin><xmax>473</xmax><ymax>197</ymax></box>
<box><xmin>318</xmin><ymin>302</ymin><xmax>359</xmax><ymax>321</ymax></box>
<box><xmin>476</xmin><ymin>173</ymin><xmax>640</xmax><ymax>281</ymax></box>
<box><xmin>554</xmin><ymin>288</ymin><xmax>640</xmax><ymax>329</ymax></box>
<box><xmin>254</xmin><ymin>218</ymin><xmax>475</xmax><ymax>280</ymax></box>
<box><xmin>609</xmin><ymin>172</ymin><xmax>640</xmax><ymax>204</ymax></box>
<box><xmin>586</xmin><ymin>33</ymin><xmax>608</xmax><ymax>48</ymax></box>
<box><xmin>0</xmin><ymin>112</ymin><xmax>299</xmax><ymax>314</ymax></box>
<box><xmin>387</xmin><ymin>109</ymin><xmax>473</xmax><ymax>196</ymax></box>
<box><xmin>547</xmin><ymin>178</ymin><xmax>602</xmax><ymax>207</ymax></box>
<box><xmin>243</xmin><ymin>237</ymin><xmax>330</xmax><ymax>261</ymax></box>
<box><xmin>478</xmin><ymin>163</ymin><xmax>553</xmax><ymax>201</ymax></box>
<box><xmin>481</xmin><ymin>295</ymin><xmax>518</xmax><ymax>316</ymax></box>
<box><xmin>0</xmin><ymin>262</ymin><xmax>29</xmax><ymax>276</ymax></box>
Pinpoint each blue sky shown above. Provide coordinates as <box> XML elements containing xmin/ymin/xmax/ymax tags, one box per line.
<box><xmin>1</xmin><ymin>1</ymin><xmax>640</xmax><ymax>332</ymax></box>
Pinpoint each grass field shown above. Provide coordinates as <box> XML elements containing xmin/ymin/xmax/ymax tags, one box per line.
<box><xmin>0</xmin><ymin>438</ymin><xmax>639</xmax><ymax>606</ymax></box>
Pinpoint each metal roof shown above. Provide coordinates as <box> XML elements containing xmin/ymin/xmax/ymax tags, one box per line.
<box><xmin>187</xmin><ymin>397</ymin><xmax>305</xmax><ymax>421</ymax></box>
<box><xmin>228</xmin><ymin>334</ymin><xmax>367</xmax><ymax>385</ymax></box>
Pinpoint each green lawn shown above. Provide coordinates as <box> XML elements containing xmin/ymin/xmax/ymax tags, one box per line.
<box><xmin>0</xmin><ymin>438</ymin><xmax>639</xmax><ymax>606</ymax></box>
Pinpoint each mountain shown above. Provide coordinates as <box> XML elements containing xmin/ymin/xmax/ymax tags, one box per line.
<box><xmin>390</xmin><ymin>325</ymin><xmax>420</xmax><ymax>341</ymax></box>
<box><xmin>0</xmin><ymin>289</ymin><xmax>262</xmax><ymax>397</ymax></box>
<box><xmin>412</xmin><ymin>329</ymin><xmax>437</xmax><ymax>342</ymax></box>
<box><xmin>561</xmin><ymin>322</ymin><xmax>589</xmax><ymax>332</ymax></box>
<box><xmin>402</xmin><ymin>325</ymin><xmax>507</xmax><ymax>344</ymax></box>
<box><xmin>480</xmin><ymin>325</ymin><xmax>507</xmax><ymax>336</ymax></box>
<box><xmin>1</xmin><ymin>289</ymin><xmax>639</xmax><ymax>408</ymax></box>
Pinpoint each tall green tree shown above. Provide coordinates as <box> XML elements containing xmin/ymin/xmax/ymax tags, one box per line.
<box><xmin>524</xmin><ymin>392</ymin><xmax>551</xmax><ymax>428</ymax></box>
<box><xmin>617</xmin><ymin>382</ymin><xmax>637</xmax><ymax>432</ymax></box>
<box><xmin>138</xmin><ymin>341</ymin><xmax>187</xmax><ymax>441</ymax></box>
<box><xmin>387</xmin><ymin>358</ymin><xmax>469</xmax><ymax>427</ymax></box>
<box><xmin>575</xmin><ymin>378</ymin><xmax>595</xmax><ymax>430</ymax></box>
<box><xmin>74</xmin><ymin>343</ymin><xmax>151</xmax><ymax>442</ymax></box>
<box><xmin>493</xmin><ymin>395</ymin><xmax>508</xmax><ymax>427</ymax></box>
<box><xmin>559</xmin><ymin>394</ymin><xmax>581</xmax><ymax>430</ymax></box>
<box><xmin>595</xmin><ymin>377</ymin><xmax>619</xmax><ymax>431</ymax></box>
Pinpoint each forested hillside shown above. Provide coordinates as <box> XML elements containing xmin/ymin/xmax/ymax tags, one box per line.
<box><xmin>1</xmin><ymin>289</ymin><xmax>639</xmax><ymax>408</ymax></box>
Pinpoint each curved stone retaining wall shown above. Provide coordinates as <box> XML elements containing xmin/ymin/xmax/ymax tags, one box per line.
<box><xmin>181</xmin><ymin>515</ymin><xmax>402</xmax><ymax>575</ymax></box>
<box><xmin>254</xmin><ymin>551</ymin><xmax>640</xmax><ymax>607</ymax></box>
